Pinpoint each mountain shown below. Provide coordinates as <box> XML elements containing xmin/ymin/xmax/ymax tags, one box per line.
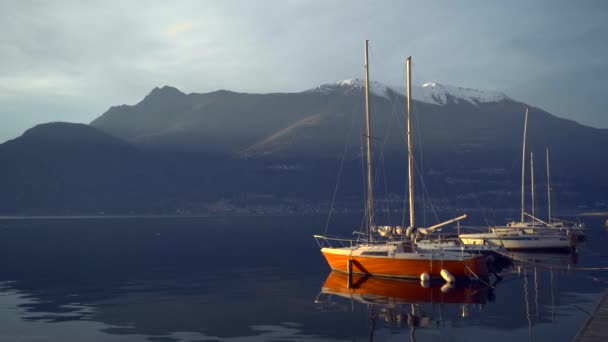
<box><xmin>92</xmin><ymin>81</ymin><xmax>608</xmax><ymax>163</ymax></box>
<box><xmin>254</xmin><ymin>79</ymin><xmax>608</xmax><ymax>157</ymax></box>
<box><xmin>0</xmin><ymin>122</ymin><xmax>338</xmax><ymax>215</ymax></box>
<box><xmin>87</xmin><ymin>80</ymin><xmax>607</xmax><ymax>213</ymax></box>
<box><xmin>0</xmin><ymin>123</ymin><xmax>158</xmax><ymax>213</ymax></box>
<box><xmin>1</xmin><ymin>122</ymin><xmax>134</xmax><ymax>154</ymax></box>
<box><xmin>1</xmin><ymin>81</ymin><xmax>606</xmax><ymax>216</ymax></box>
<box><xmin>91</xmin><ymin>86</ymin><xmax>335</xmax><ymax>153</ymax></box>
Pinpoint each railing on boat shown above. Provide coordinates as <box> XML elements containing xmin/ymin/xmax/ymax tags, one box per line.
<box><xmin>313</xmin><ymin>234</ymin><xmax>412</xmax><ymax>249</ymax></box>
<box><xmin>313</xmin><ymin>234</ymin><xmax>400</xmax><ymax>248</ymax></box>
<box><xmin>313</xmin><ymin>234</ymin><xmax>360</xmax><ymax>249</ymax></box>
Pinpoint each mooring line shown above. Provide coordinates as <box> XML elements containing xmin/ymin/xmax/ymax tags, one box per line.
<box><xmin>465</xmin><ymin>265</ymin><xmax>495</xmax><ymax>289</ymax></box>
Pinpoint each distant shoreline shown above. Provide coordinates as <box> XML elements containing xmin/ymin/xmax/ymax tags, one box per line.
<box><xmin>0</xmin><ymin>214</ymin><xmax>324</xmax><ymax>220</ymax></box>
<box><xmin>580</xmin><ymin>212</ymin><xmax>608</xmax><ymax>217</ymax></box>
<box><xmin>0</xmin><ymin>210</ymin><xmax>603</xmax><ymax>220</ymax></box>
<box><xmin>0</xmin><ymin>215</ymin><xmax>187</xmax><ymax>220</ymax></box>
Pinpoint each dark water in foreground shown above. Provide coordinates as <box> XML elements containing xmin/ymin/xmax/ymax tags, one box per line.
<box><xmin>0</xmin><ymin>216</ymin><xmax>607</xmax><ymax>342</ymax></box>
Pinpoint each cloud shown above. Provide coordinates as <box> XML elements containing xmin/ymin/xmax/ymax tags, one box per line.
<box><xmin>165</xmin><ymin>23</ymin><xmax>193</xmax><ymax>36</ymax></box>
<box><xmin>0</xmin><ymin>0</ymin><xmax>607</xmax><ymax>143</ymax></box>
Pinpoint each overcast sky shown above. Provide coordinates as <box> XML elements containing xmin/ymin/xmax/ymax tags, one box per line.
<box><xmin>1</xmin><ymin>0</ymin><xmax>606</xmax><ymax>142</ymax></box>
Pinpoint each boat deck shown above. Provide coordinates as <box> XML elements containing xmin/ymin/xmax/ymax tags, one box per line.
<box><xmin>574</xmin><ymin>291</ymin><xmax>608</xmax><ymax>341</ymax></box>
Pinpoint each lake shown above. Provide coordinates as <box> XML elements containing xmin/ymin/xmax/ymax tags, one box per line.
<box><xmin>0</xmin><ymin>215</ymin><xmax>607</xmax><ymax>341</ymax></box>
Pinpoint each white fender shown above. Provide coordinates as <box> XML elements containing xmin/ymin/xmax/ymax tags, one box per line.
<box><xmin>440</xmin><ymin>269</ymin><xmax>455</xmax><ymax>283</ymax></box>
<box><xmin>378</xmin><ymin>226</ymin><xmax>392</xmax><ymax>237</ymax></box>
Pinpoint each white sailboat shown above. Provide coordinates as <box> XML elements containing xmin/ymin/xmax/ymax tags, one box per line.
<box><xmin>459</xmin><ymin>109</ymin><xmax>575</xmax><ymax>251</ymax></box>
<box><xmin>314</xmin><ymin>41</ymin><xmax>489</xmax><ymax>280</ymax></box>
<box><xmin>525</xmin><ymin>148</ymin><xmax>586</xmax><ymax>237</ymax></box>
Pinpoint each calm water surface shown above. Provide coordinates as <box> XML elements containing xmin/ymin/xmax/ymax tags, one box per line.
<box><xmin>0</xmin><ymin>216</ymin><xmax>607</xmax><ymax>341</ymax></box>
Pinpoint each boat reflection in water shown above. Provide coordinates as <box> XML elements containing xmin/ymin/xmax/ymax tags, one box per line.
<box><xmin>317</xmin><ymin>271</ymin><xmax>495</xmax><ymax>340</ymax></box>
<box><xmin>320</xmin><ymin>271</ymin><xmax>492</xmax><ymax>305</ymax></box>
<box><xmin>504</xmin><ymin>250</ymin><xmax>578</xmax><ymax>269</ymax></box>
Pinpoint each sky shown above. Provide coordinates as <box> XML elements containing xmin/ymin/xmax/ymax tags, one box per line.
<box><xmin>1</xmin><ymin>0</ymin><xmax>607</xmax><ymax>142</ymax></box>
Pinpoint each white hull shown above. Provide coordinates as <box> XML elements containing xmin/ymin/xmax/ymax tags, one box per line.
<box><xmin>459</xmin><ymin>231</ymin><xmax>573</xmax><ymax>251</ymax></box>
<box><xmin>495</xmin><ymin>221</ymin><xmax>585</xmax><ymax>239</ymax></box>
<box><xmin>415</xmin><ymin>239</ymin><xmax>502</xmax><ymax>255</ymax></box>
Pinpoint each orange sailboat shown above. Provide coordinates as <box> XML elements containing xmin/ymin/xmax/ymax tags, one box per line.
<box><xmin>314</xmin><ymin>41</ymin><xmax>488</xmax><ymax>281</ymax></box>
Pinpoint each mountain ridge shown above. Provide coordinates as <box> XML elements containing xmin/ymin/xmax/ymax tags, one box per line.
<box><xmin>0</xmin><ymin>81</ymin><xmax>605</xmax><ymax>215</ymax></box>
<box><xmin>90</xmin><ymin>81</ymin><xmax>608</xmax><ymax>160</ymax></box>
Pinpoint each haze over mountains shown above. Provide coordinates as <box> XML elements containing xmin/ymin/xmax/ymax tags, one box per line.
<box><xmin>1</xmin><ymin>80</ymin><xmax>606</xmax><ymax>217</ymax></box>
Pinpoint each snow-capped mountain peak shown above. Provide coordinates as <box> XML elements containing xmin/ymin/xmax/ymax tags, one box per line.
<box><xmin>310</xmin><ymin>78</ymin><xmax>392</xmax><ymax>99</ymax></box>
<box><xmin>417</xmin><ymin>82</ymin><xmax>508</xmax><ymax>106</ymax></box>
<box><xmin>308</xmin><ymin>79</ymin><xmax>509</xmax><ymax>106</ymax></box>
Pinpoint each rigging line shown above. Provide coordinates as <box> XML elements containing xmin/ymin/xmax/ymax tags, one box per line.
<box><xmin>364</xmin><ymin>49</ymin><xmax>384</xmax><ymax>232</ymax></box>
<box><xmin>380</xmin><ymin>146</ymin><xmax>391</xmax><ymax>227</ymax></box>
<box><xmin>395</xmin><ymin>92</ymin><xmax>411</xmax><ymax>229</ymax></box>
<box><xmin>359</xmin><ymin>128</ymin><xmax>368</xmax><ymax>235</ymax></box>
<box><xmin>323</xmin><ymin>100</ymin><xmax>358</xmax><ymax>236</ymax></box>
<box><xmin>370</xmin><ymin>135</ymin><xmax>389</xmax><ymax>223</ymax></box>
<box><xmin>367</xmin><ymin>103</ymin><xmax>395</xmax><ymax>226</ymax></box>
<box><xmin>411</xmin><ymin>99</ymin><xmax>427</xmax><ymax>227</ymax></box>
<box><xmin>401</xmin><ymin>187</ymin><xmax>408</xmax><ymax>230</ymax></box>
<box><xmin>474</xmin><ymin>194</ymin><xmax>491</xmax><ymax>227</ymax></box>
<box><xmin>385</xmin><ymin>82</ymin><xmax>410</xmax><ymax>227</ymax></box>
<box><xmin>380</xmin><ymin>91</ymin><xmax>406</xmax><ymax>226</ymax></box>
<box><xmin>464</xmin><ymin>265</ymin><xmax>495</xmax><ymax>289</ymax></box>
<box><xmin>390</xmin><ymin>89</ymin><xmax>412</xmax><ymax>231</ymax></box>
<box><xmin>412</xmin><ymin>158</ymin><xmax>441</xmax><ymax>224</ymax></box>
<box><xmin>392</xmin><ymin>94</ymin><xmax>409</xmax><ymax>230</ymax></box>
<box><xmin>356</xmin><ymin>93</ymin><xmax>368</xmax><ymax>237</ymax></box>
<box><xmin>383</xmin><ymin>89</ymin><xmax>407</xmax><ymax>229</ymax></box>
<box><xmin>502</xmin><ymin>147</ymin><xmax>523</xmax><ymax>216</ymax></box>
<box><xmin>391</xmin><ymin>72</ymin><xmax>413</xmax><ymax>230</ymax></box>
<box><xmin>368</xmin><ymin>49</ymin><xmax>402</xmax><ymax>227</ymax></box>
<box><xmin>395</xmin><ymin>94</ymin><xmax>409</xmax><ymax>144</ymax></box>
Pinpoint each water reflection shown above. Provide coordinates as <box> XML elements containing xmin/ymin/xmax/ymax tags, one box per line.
<box><xmin>0</xmin><ymin>217</ymin><xmax>341</xmax><ymax>341</ymax></box>
<box><xmin>0</xmin><ymin>271</ymin><xmax>341</xmax><ymax>341</ymax></box>
<box><xmin>504</xmin><ymin>250</ymin><xmax>579</xmax><ymax>268</ymax></box>
<box><xmin>0</xmin><ymin>217</ymin><xmax>606</xmax><ymax>341</ymax></box>
<box><xmin>319</xmin><ymin>272</ymin><xmax>492</xmax><ymax>306</ymax></box>
<box><xmin>317</xmin><ymin>272</ymin><xmax>494</xmax><ymax>341</ymax></box>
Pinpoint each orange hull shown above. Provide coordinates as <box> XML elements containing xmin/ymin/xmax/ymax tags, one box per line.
<box><xmin>322</xmin><ymin>271</ymin><xmax>489</xmax><ymax>304</ymax></box>
<box><xmin>321</xmin><ymin>249</ymin><xmax>488</xmax><ymax>280</ymax></box>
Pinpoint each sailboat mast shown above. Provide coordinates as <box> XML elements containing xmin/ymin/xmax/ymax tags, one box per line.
<box><xmin>405</xmin><ymin>57</ymin><xmax>415</xmax><ymax>229</ymax></box>
<box><xmin>546</xmin><ymin>148</ymin><xmax>552</xmax><ymax>223</ymax></box>
<box><xmin>531</xmin><ymin>152</ymin><xmax>535</xmax><ymax>219</ymax></box>
<box><xmin>521</xmin><ymin>109</ymin><xmax>529</xmax><ymax>222</ymax></box>
<box><xmin>364</xmin><ymin>40</ymin><xmax>375</xmax><ymax>238</ymax></box>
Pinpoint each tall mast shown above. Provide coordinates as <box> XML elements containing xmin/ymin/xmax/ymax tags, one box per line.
<box><xmin>405</xmin><ymin>57</ymin><xmax>415</xmax><ymax>229</ymax></box>
<box><xmin>521</xmin><ymin>109</ymin><xmax>529</xmax><ymax>222</ymax></box>
<box><xmin>546</xmin><ymin>148</ymin><xmax>552</xmax><ymax>223</ymax></box>
<box><xmin>531</xmin><ymin>152</ymin><xmax>535</xmax><ymax>219</ymax></box>
<box><xmin>364</xmin><ymin>40</ymin><xmax>374</xmax><ymax>238</ymax></box>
